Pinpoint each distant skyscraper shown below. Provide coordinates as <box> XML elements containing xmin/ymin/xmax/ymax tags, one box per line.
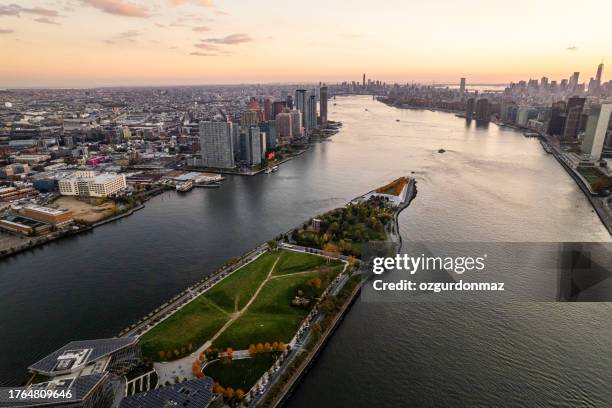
<box><xmin>248</xmin><ymin>126</ymin><xmax>262</xmax><ymax>166</ymax></box>
<box><xmin>569</xmin><ymin>72</ymin><xmax>580</xmax><ymax>92</ymax></box>
<box><xmin>199</xmin><ymin>121</ymin><xmax>235</xmax><ymax>169</ymax></box>
<box><xmin>276</xmin><ymin>112</ymin><xmax>292</xmax><ymax>142</ymax></box>
<box><xmin>596</xmin><ymin>63</ymin><xmax>604</xmax><ymax>83</ymax></box>
<box><xmin>259</xmin><ymin>120</ymin><xmax>276</xmax><ymax>149</ymax></box>
<box><xmin>475</xmin><ymin>99</ymin><xmax>490</xmax><ymax>122</ymax></box>
<box><xmin>563</xmin><ymin>97</ymin><xmax>586</xmax><ymax>139</ymax></box>
<box><xmin>290</xmin><ymin>110</ymin><xmax>303</xmax><ymax>138</ymax></box>
<box><xmin>307</xmin><ymin>92</ymin><xmax>317</xmax><ymax>130</ymax></box>
<box><xmin>465</xmin><ymin>98</ymin><xmax>475</xmax><ymax>119</ymax></box>
<box><xmin>320</xmin><ymin>86</ymin><xmax>328</xmax><ymax>125</ymax></box>
<box><xmin>241</xmin><ymin>110</ymin><xmax>260</xmax><ymax>128</ymax></box>
<box><xmin>459</xmin><ymin>78</ymin><xmax>466</xmax><ymax>93</ymax></box>
<box><xmin>263</xmin><ymin>98</ymin><xmax>272</xmax><ymax>121</ymax></box>
<box><xmin>581</xmin><ymin>103</ymin><xmax>612</xmax><ymax>160</ymax></box>
<box><xmin>363</xmin><ymin>73</ymin><xmax>366</xmax><ymax>88</ymax></box>
<box><xmin>272</xmin><ymin>101</ymin><xmax>286</xmax><ymax>119</ymax></box>
<box><xmin>294</xmin><ymin>89</ymin><xmax>307</xmax><ymax>128</ymax></box>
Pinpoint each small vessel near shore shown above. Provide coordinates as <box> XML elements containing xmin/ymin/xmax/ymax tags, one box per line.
<box><xmin>176</xmin><ymin>181</ymin><xmax>193</xmax><ymax>192</ymax></box>
<box><xmin>396</xmin><ymin>119</ymin><xmax>400</xmax><ymax>122</ymax></box>
<box><xmin>438</xmin><ymin>148</ymin><xmax>446</xmax><ymax>154</ymax></box>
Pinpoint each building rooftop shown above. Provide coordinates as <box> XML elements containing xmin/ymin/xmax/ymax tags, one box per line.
<box><xmin>29</xmin><ymin>337</ymin><xmax>138</xmax><ymax>376</ymax></box>
<box><xmin>120</xmin><ymin>377</ymin><xmax>214</xmax><ymax>408</ymax></box>
<box><xmin>22</xmin><ymin>204</ymin><xmax>70</xmax><ymax>216</ymax></box>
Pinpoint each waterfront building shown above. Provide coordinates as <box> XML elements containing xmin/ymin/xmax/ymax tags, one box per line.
<box><xmin>320</xmin><ymin>86</ymin><xmax>328</xmax><ymax>125</ymax></box>
<box><xmin>307</xmin><ymin>92</ymin><xmax>318</xmax><ymax>130</ymax></box>
<box><xmin>562</xmin><ymin>97</ymin><xmax>586</xmax><ymax>139</ymax></box>
<box><xmin>260</xmin><ymin>120</ymin><xmax>277</xmax><ymax>149</ymax></box>
<box><xmin>459</xmin><ymin>78</ymin><xmax>466</xmax><ymax>93</ymax></box>
<box><xmin>19</xmin><ymin>204</ymin><xmax>73</xmax><ymax>226</ymax></box>
<box><xmin>516</xmin><ymin>107</ymin><xmax>536</xmax><ymax>127</ymax></box>
<box><xmin>465</xmin><ymin>98</ymin><xmax>475</xmax><ymax>119</ymax></box>
<box><xmin>244</xmin><ymin>126</ymin><xmax>262</xmax><ymax>166</ymax></box>
<box><xmin>25</xmin><ymin>337</ymin><xmax>142</xmax><ymax>408</ymax></box>
<box><xmin>290</xmin><ymin>110</ymin><xmax>303</xmax><ymax>138</ymax></box>
<box><xmin>581</xmin><ymin>103</ymin><xmax>612</xmax><ymax>160</ymax></box>
<box><xmin>295</xmin><ymin>89</ymin><xmax>307</xmax><ymax>128</ymax></box>
<box><xmin>232</xmin><ymin>123</ymin><xmax>241</xmax><ymax>161</ymax></box>
<box><xmin>58</xmin><ymin>171</ymin><xmax>127</xmax><ymax>197</ymax></box>
<box><xmin>199</xmin><ymin>121</ymin><xmax>235</xmax><ymax>169</ymax></box>
<box><xmin>547</xmin><ymin>103</ymin><xmax>566</xmax><ymax>136</ymax></box>
<box><xmin>276</xmin><ymin>112</ymin><xmax>292</xmax><ymax>142</ymax></box>
<box><xmin>475</xmin><ymin>98</ymin><xmax>490</xmax><ymax>122</ymax></box>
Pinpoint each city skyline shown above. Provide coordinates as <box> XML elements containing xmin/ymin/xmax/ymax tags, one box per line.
<box><xmin>1</xmin><ymin>0</ymin><xmax>611</xmax><ymax>87</ymax></box>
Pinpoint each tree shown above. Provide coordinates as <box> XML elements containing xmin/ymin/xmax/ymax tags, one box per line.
<box><xmin>277</xmin><ymin>342</ymin><xmax>286</xmax><ymax>352</ymax></box>
<box><xmin>267</xmin><ymin>240</ymin><xmax>278</xmax><ymax>251</ymax></box>
<box><xmin>248</xmin><ymin>344</ymin><xmax>257</xmax><ymax>356</ymax></box>
<box><xmin>256</xmin><ymin>343</ymin><xmax>264</xmax><ymax>353</ymax></box>
<box><xmin>236</xmin><ymin>389</ymin><xmax>245</xmax><ymax>400</ymax></box>
<box><xmin>224</xmin><ymin>387</ymin><xmax>235</xmax><ymax>400</ymax></box>
<box><xmin>264</xmin><ymin>342</ymin><xmax>272</xmax><ymax>352</ymax></box>
<box><xmin>226</xmin><ymin>347</ymin><xmax>233</xmax><ymax>359</ymax></box>
<box><xmin>158</xmin><ymin>351</ymin><xmax>165</xmax><ymax>359</ymax></box>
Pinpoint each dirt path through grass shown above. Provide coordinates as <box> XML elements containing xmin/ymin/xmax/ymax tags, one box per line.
<box><xmin>205</xmin><ymin>256</ymin><xmax>281</xmax><ymax>348</ymax></box>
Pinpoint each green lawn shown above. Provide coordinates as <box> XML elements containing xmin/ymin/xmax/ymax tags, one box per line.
<box><xmin>139</xmin><ymin>249</ymin><xmax>343</xmax><ymax>362</ymax></box>
<box><xmin>140</xmin><ymin>297</ymin><xmax>228</xmax><ymax>361</ymax></box>
<box><xmin>205</xmin><ymin>252</ymin><xmax>277</xmax><ymax>312</ymax></box>
<box><xmin>213</xmin><ymin>271</ymin><xmax>322</xmax><ymax>350</ymax></box>
<box><xmin>273</xmin><ymin>250</ymin><xmax>341</xmax><ymax>275</ymax></box>
<box><xmin>204</xmin><ymin>354</ymin><xmax>275</xmax><ymax>390</ymax></box>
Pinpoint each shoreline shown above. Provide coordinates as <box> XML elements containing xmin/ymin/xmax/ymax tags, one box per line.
<box><xmin>255</xmin><ymin>179</ymin><xmax>417</xmax><ymax>407</ymax></box>
<box><xmin>382</xmin><ymin>99</ymin><xmax>611</xmax><ymax>237</ymax></box>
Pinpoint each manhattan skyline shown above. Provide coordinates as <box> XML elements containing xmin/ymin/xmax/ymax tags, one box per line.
<box><xmin>0</xmin><ymin>0</ymin><xmax>611</xmax><ymax>87</ymax></box>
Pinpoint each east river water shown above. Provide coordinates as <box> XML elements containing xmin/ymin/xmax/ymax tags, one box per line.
<box><xmin>1</xmin><ymin>96</ymin><xmax>610</xmax><ymax>406</ymax></box>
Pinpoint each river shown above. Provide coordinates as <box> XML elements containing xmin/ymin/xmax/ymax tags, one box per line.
<box><xmin>1</xmin><ymin>96</ymin><xmax>610</xmax><ymax>406</ymax></box>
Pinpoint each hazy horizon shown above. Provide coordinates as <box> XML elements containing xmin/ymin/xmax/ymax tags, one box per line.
<box><xmin>0</xmin><ymin>0</ymin><xmax>610</xmax><ymax>87</ymax></box>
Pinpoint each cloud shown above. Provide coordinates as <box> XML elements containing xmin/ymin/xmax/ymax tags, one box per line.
<box><xmin>200</xmin><ymin>33</ymin><xmax>252</xmax><ymax>45</ymax></box>
<box><xmin>192</xmin><ymin>25</ymin><xmax>209</xmax><ymax>32</ymax></box>
<box><xmin>190</xmin><ymin>51</ymin><xmax>223</xmax><ymax>57</ymax></box>
<box><xmin>215</xmin><ymin>10</ymin><xmax>228</xmax><ymax>15</ymax></box>
<box><xmin>34</xmin><ymin>17</ymin><xmax>61</xmax><ymax>25</ymax></box>
<box><xmin>0</xmin><ymin>4</ymin><xmax>59</xmax><ymax>17</ymax></box>
<box><xmin>105</xmin><ymin>29</ymin><xmax>141</xmax><ymax>44</ymax></box>
<box><xmin>172</xmin><ymin>0</ymin><xmax>214</xmax><ymax>6</ymax></box>
<box><xmin>194</xmin><ymin>42</ymin><xmax>220</xmax><ymax>51</ymax></box>
<box><xmin>0</xmin><ymin>28</ymin><xmax>14</xmax><ymax>34</ymax></box>
<box><xmin>82</xmin><ymin>0</ymin><xmax>149</xmax><ymax>17</ymax></box>
<box><xmin>566</xmin><ymin>46</ymin><xmax>577</xmax><ymax>51</ymax></box>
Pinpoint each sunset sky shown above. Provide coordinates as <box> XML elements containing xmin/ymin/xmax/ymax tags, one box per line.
<box><xmin>0</xmin><ymin>0</ymin><xmax>610</xmax><ymax>87</ymax></box>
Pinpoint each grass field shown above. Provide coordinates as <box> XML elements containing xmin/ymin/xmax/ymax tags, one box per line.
<box><xmin>140</xmin><ymin>249</ymin><xmax>344</xmax><ymax>361</ymax></box>
<box><xmin>204</xmin><ymin>354</ymin><xmax>275</xmax><ymax>390</ymax></box>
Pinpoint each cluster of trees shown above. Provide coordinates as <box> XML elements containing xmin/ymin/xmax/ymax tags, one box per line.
<box><xmin>212</xmin><ymin>383</ymin><xmax>245</xmax><ymax>405</ymax></box>
<box><xmin>157</xmin><ymin>343</ymin><xmax>194</xmax><ymax>361</ymax></box>
<box><xmin>247</xmin><ymin>341</ymin><xmax>286</xmax><ymax>356</ymax></box>
<box><xmin>292</xmin><ymin>199</ymin><xmax>393</xmax><ymax>256</ymax></box>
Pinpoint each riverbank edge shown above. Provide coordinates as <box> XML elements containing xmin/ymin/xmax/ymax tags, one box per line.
<box><xmin>0</xmin><ymin>199</ymin><xmax>152</xmax><ymax>261</ymax></box>
<box><xmin>380</xmin><ymin>97</ymin><xmax>611</xmax><ymax>237</ymax></box>
<box><xmin>258</xmin><ymin>179</ymin><xmax>417</xmax><ymax>408</ymax></box>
